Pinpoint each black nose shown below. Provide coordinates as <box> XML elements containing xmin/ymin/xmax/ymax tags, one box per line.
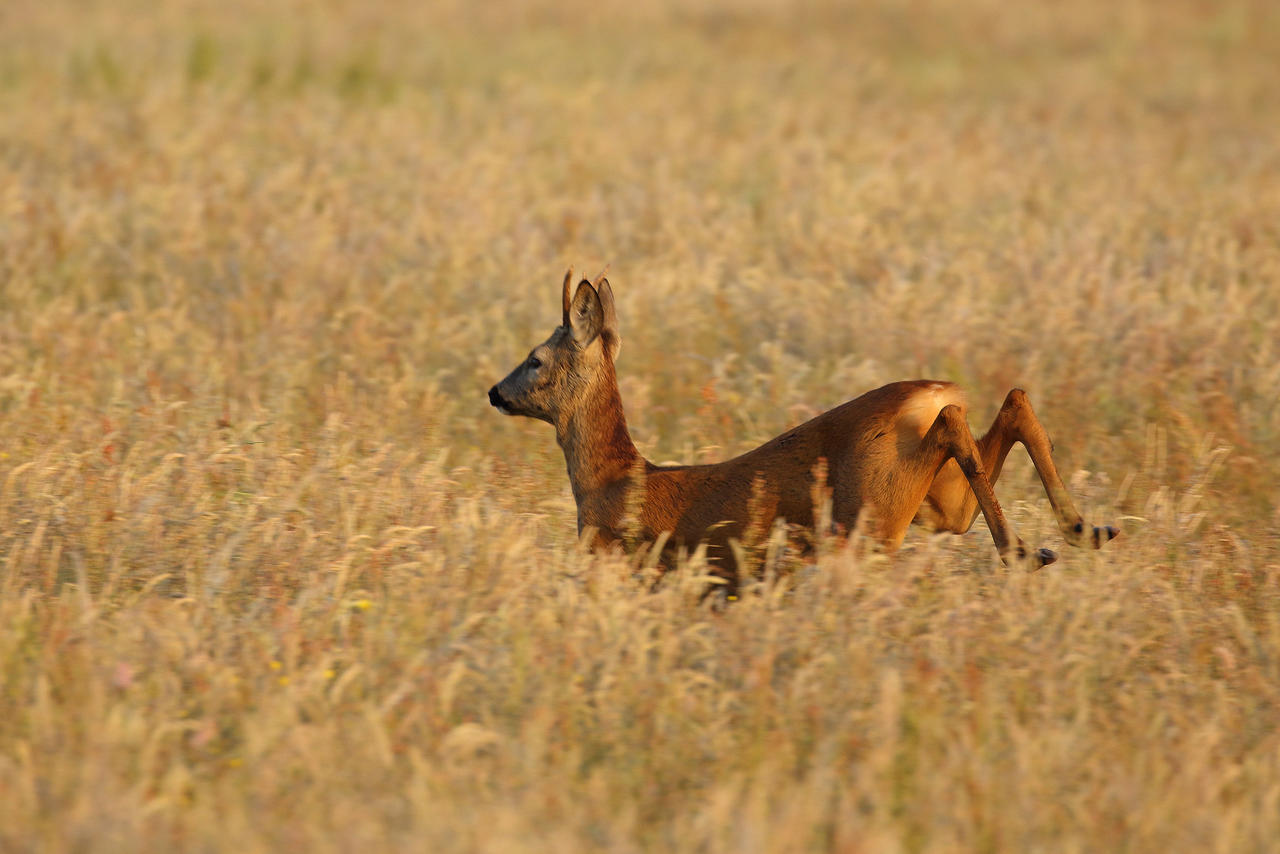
<box><xmin>488</xmin><ymin>386</ymin><xmax>505</xmax><ymax>408</ymax></box>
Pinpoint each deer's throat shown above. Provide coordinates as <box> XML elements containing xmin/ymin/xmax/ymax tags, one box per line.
<box><xmin>556</xmin><ymin>376</ymin><xmax>640</xmax><ymax>505</ymax></box>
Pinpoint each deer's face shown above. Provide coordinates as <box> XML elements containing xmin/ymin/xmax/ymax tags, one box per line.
<box><xmin>488</xmin><ymin>326</ymin><xmax>587</xmax><ymax>424</ymax></box>
<box><xmin>489</xmin><ymin>269</ymin><xmax>622</xmax><ymax>426</ymax></box>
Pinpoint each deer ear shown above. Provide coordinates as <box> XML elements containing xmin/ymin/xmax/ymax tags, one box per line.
<box><xmin>596</xmin><ymin>278</ymin><xmax>621</xmax><ymax>361</ymax></box>
<box><xmin>569</xmin><ymin>279</ymin><xmax>604</xmax><ymax>347</ymax></box>
<box><xmin>561</xmin><ymin>267</ymin><xmax>574</xmax><ymax>327</ymax></box>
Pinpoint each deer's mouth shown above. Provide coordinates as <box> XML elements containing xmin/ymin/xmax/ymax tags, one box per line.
<box><xmin>488</xmin><ymin>385</ymin><xmax>515</xmax><ymax>415</ymax></box>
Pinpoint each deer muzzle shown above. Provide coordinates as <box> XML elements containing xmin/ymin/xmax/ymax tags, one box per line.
<box><xmin>488</xmin><ymin>385</ymin><xmax>513</xmax><ymax>414</ymax></box>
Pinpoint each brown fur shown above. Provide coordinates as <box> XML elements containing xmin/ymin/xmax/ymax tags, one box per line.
<box><xmin>489</xmin><ymin>270</ymin><xmax>1118</xmax><ymax>584</ymax></box>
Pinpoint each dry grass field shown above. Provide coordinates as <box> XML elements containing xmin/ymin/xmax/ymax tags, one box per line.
<box><xmin>2</xmin><ymin>0</ymin><xmax>1279</xmax><ymax>850</ymax></box>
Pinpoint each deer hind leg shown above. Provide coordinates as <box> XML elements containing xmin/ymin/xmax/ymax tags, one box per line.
<box><xmin>917</xmin><ymin>403</ymin><xmax>1057</xmax><ymax>568</ymax></box>
<box><xmin>918</xmin><ymin>389</ymin><xmax>1119</xmax><ymax>548</ymax></box>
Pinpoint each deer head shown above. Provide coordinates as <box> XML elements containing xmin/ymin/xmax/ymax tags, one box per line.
<box><xmin>488</xmin><ymin>268</ymin><xmax>621</xmax><ymax>425</ymax></box>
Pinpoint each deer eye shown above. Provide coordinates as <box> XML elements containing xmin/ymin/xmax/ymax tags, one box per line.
<box><xmin>527</xmin><ymin>356</ymin><xmax>542</xmax><ymax>369</ymax></box>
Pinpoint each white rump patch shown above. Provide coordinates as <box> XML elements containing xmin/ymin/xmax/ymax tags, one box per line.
<box><xmin>897</xmin><ymin>383</ymin><xmax>967</xmax><ymax>438</ymax></box>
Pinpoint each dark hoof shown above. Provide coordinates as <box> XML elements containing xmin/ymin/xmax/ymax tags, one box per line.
<box><xmin>1009</xmin><ymin>543</ymin><xmax>1057</xmax><ymax>570</ymax></box>
<box><xmin>1034</xmin><ymin>548</ymin><xmax>1058</xmax><ymax>570</ymax></box>
<box><xmin>1064</xmin><ymin>520</ymin><xmax>1121</xmax><ymax>549</ymax></box>
<box><xmin>1092</xmin><ymin>525</ymin><xmax>1120</xmax><ymax>547</ymax></box>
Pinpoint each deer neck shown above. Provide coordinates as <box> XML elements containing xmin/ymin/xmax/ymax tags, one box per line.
<box><xmin>556</xmin><ymin>363</ymin><xmax>640</xmax><ymax>506</ymax></box>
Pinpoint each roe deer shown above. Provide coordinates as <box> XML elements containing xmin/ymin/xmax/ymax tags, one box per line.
<box><xmin>488</xmin><ymin>269</ymin><xmax>1118</xmax><ymax>583</ymax></box>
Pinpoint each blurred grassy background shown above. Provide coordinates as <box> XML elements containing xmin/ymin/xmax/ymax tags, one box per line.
<box><xmin>1</xmin><ymin>0</ymin><xmax>1279</xmax><ymax>850</ymax></box>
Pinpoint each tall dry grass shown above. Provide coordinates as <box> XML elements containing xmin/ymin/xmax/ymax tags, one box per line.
<box><xmin>1</xmin><ymin>0</ymin><xmax>1279</xmax><ymax>850</ymax></box>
